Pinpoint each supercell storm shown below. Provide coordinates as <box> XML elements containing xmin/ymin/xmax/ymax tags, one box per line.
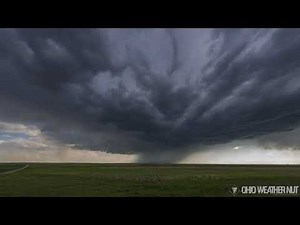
<box><xmin>1</xmin><ymin>28</ymin><xmax>300</xmax><ymax>161</ymax></box>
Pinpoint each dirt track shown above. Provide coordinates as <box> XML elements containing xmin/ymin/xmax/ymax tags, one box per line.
<box><xmin>0</xmin><ymin>165</ymin><xmax>29</xmax><ymax>175</ymax></box>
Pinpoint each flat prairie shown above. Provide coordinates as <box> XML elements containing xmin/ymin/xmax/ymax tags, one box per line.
<box><xmin>0</xmin><ymin>163</ymin><xmax>299</xmax><ymax>197</ymax></box>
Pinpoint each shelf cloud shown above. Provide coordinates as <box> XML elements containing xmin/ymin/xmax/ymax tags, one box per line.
<box><xmin>1</xmin><ymin>28</ymin><xmax>300</xmax><ymax>162</ymax></box>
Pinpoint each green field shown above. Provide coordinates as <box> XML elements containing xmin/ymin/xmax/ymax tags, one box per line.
<box><xmin>0</xmin><ymin>163</ymin><xmax>299</xmax><ymax>197</ymax></box>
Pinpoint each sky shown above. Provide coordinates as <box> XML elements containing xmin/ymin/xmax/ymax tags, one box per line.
<box><xmin>1</xmin><ymin>28</ymin><xmax>300</xmax><ymax>164</ymax></box>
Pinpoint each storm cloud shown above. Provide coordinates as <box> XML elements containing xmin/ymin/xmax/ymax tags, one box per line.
<box><xmin>1</xmin><ymin>28</ymin><xmax>300</xmax><ymax>161</ymax></box>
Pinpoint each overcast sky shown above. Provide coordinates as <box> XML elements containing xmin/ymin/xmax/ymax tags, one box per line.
<box><xmin>1</xmin><ymin>28</ymin><xmax>300</xmax><ymax>163</ymax></box>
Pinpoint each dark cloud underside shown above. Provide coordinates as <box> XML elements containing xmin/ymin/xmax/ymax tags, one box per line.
<box><xmin>1</xmin><ymin>28</ymin><xmax>300</xmax><ymax>159</ymax></box>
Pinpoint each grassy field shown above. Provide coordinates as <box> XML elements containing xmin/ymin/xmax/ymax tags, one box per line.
<box><xmin>0</xmin><ymin>163</ymin><xmax>299</xmax><ymax>197</ymax></box>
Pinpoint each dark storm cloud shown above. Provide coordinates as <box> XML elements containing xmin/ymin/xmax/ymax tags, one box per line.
<box><xmin>1</xmin><ymin>28</ymin><xmax>300</xmax><ymax>159</ymax></box>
